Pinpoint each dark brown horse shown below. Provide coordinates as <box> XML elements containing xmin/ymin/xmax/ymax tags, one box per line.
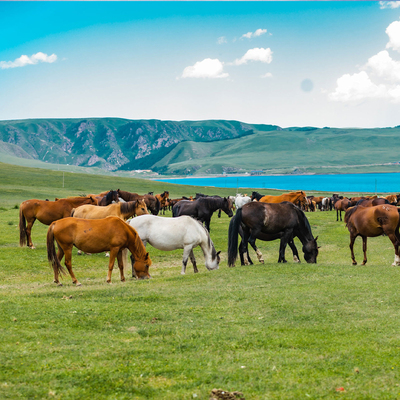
<box><xmin>228</xmin><ymin>201</ymin><xmax>319</xmax><ymax>266</ymax></box>
<box><xmin>117</xmin><ymin>189</ymin><xmax>160</xmax><ymax>215</ymax></box>
<box><xmin>172</xmin><ymin>196</ymin><xmax>233</xmax><ymax>231</ymax></box>
<box><xmin>47</xmin><ymin>216</ymin><xmax>152</xmax><ymax>285</ymax></box>
<box><xmin>19</xmin><ymin>196</ymin><xmax>97</xmax><ymax>248</ymax></box>
<box><xmin>344</xmin><ymin>204</ymin><xmax>400</xmax><ymax>266</ymax></box>
<box><xmin>97</xmin><ymin>190</ymin><xmax>120</xmax><ymax>206</ymax></box>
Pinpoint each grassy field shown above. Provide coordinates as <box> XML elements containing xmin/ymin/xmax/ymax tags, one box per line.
<box><xmin>1</xmin><ymin>162</ymin><xmax>400</xmax><ymax>399</ymax></box>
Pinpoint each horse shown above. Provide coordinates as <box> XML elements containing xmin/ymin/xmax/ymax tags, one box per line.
<box><xmin>172</xmin><ymin>196</ymin><xmax>233</xmax><ymax>231</ymax></box>
<box><xmin>128</xmin><ymin>215</ymin><xmax>221</xmax><ymax>275</ymax></box>
<box><xmin>384</xmin><ymin>194</ymin><xmax>399</xmax><ymax>205</ymax></box>
<box><xmin>47</xmin><ymin>216</ymin><xmax>152</xmax><ymax>285</ymax></box>
<box><xmin>234</xmin><ymin>194</ymin><xmax>252</xmax><ymax>209</ymax></box>
<box><xmin>19</xmin><ymin>196</ymin><xmax>97</xmax><ymax>248</ymax></box>
<box><xmin>227</xmin><ymin>201</ymin><xmax>319</xmax><ymax>267</ymax></box>
<box><xmin>321</xmin><ymin>197</ymin><xmax>333</xmax><ymax>211</ymax></box>
<box><xmin>259</xmin><ymin>191</ymin><xmax>308</xmax><ymax>208</ymax></box>
<box><xmin>71</xmin><ymin>199</ymin><xmax>148</xmax><ymax>220</ymax></box>
<box><xmin>344</xmin><ymin>205</ymin><xmax>400</xmax><ymax>266</ymax></box>
<box><xmin>251</xmin><ymin>191</ymin><xmax>265</xmax><ymax>201</ymax></box>
<box><xmin>155</xmin><ymin>191</ymin><xmax>170</xmax><ymax>214</ymax></box>
<box><xmin>117</xmin><ymin>189</ymin><xmax>160</xmax><ymax>215</ymax></box>
<box><xmin>356</xmin><ymin>198</ymin><xmax>389</xmax><ymax>207</ymax></box>
<box><xmin>334</xmin><ymin>198</ymin><xmax>351</xmax><ymax>221</ymax></box>
<box><xmin>97</xmin><ymin>190</ymin><xmax>120</xmax><ymax>206</ymax></box>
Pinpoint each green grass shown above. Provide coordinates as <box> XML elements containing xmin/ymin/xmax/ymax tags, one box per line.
<box><xmin>1</xmin><ymin>162</ymin><xmax>400</xmax><ymax>399</ymax></box>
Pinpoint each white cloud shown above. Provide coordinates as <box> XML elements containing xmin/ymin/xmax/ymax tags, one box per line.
<box><xmin>261</xmin><ymin>72</ymin><xmax>273</xmax><ymax>78</ymax></box>
<box><xmin>233</xmin><ymin>48</ymin><xmax>273</xmax><ymax>65</ymax></box>
<box><xmin>366</xmin><ymin>50</ymin><xmax>400</xmax><ymax>81</ymax></box>
<box><xmin>386</xmin><ymin>20</ymin><xmax>400</xmax><ymax>52</ymax></box>
<box><xmin>329</xmin><ymin>71</ymin><xmax>388</xmax><ymax>102</ymax></box>
<box><xmin>0</xmin><ymin>52</ymin><xmax>57</xmax><ymax>69</ymax></box>
<box><xmin>379</xmin><ymin>1</ymin><xmax>400</xmax><ymax>9</ymax></box>
<box><xmin>217</xmin><ymin>36</ymin><xmax>227</xmax><ymax>45</ymax></box>
<box><xmin>181</xmin><ymin>58</ymin><xmax>229</xmax><ymax>79</ymax></box>
<box><xmin>240</xmin><ymin>29</ymin><xmax>267</xmax><ymax>40</ymax></box>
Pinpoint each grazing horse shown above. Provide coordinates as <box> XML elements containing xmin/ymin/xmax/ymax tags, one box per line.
<box><xmin>228</xmin><ymin>201</ymin><xmax>319</xmax><ymax>267</ymax></box>
<box><xmin>334</xmin><ymin>198</ymin><xmax>351</xmax><ymax>221</ymax></box>
<box><xmin>71</xmin><ymin>199</ymin><xmax>148</xmax><ymax>220</ymax></box>
<box><xmin>345</xmin><ymin>205</ymin><xmax>400</xmax><ymax>266</ymax></box>
<box><xmin>47</xmin><ymin>216</ymin><xmax>152</xmax><ymax>285</ymax></box>
<box><xmin>172</xmin><ymin>196</ymin><xmax>233</xmax><ymax>232</ymax></box>
<box><xmin>129</xmin><ymin>215</ymin><xmax>221</xmax><ymax>275</ymax></box>
<box><xmin>19</xmin><ymin>196</ymin><xmax>97</xmax><ymax>248</ymax></box>
<box><xmin>117</xmin><ymin>189</ymin><xmax>160</xmax><ymax>215</ymax></box>
<box><xmin>259</xmin><ymin>191</ymin><xmax>308</xmax><ymax>208</ymax></box>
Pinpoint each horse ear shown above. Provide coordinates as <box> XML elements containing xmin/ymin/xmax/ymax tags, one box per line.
<box><xmin>217</xmin><ymin>251</ymin><xmax>221</xmax><ymax>255</ymax></box>
<box><xmin>315</xmin><ymin>236</ymin><xmax>319</xmax><ymax>241</ymax></box>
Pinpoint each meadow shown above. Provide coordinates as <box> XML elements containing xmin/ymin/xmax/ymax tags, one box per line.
<box><xmin>1</xmin><ymin>162</ymin><xmax>400</xmax><ymax>399</ymax></box>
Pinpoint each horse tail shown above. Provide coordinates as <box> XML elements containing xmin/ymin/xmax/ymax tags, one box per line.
<box><xmin>19</xmin><ymin>206</ymin><xmax>27</xmax><ymax>247</ymax></box>
<box><xmin>227</xmin><ymin>207</ymin><xmax>243</xmax><ymax>267</ymax></box>
<box><xmin>47</xmin><ymin>223</ymin><xmax>66</xmax><ymax>276</ymax></box>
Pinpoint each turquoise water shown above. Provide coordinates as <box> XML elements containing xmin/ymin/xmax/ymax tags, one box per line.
<box><xmin>155</xmin><ymin>173</ymin><xmax>400</xmax><ymax>193</ymax></box>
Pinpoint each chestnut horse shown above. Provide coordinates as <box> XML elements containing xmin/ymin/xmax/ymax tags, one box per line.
<box><xmin>19</xmin><ymin>196</ymin><xmax>97</xmax><ymax>248</ymax></box>
<box><xmin>71</xmin><ymin>199</ymin><xmax>148</xmax><ymax>220</ymax></box>
<box><xmin>117</xmin><ymin>189</ymin><xmax>160</xmax><ymax>215</ymax></box>
<box><xmin>47</xmin><ymin>216</ymin><xmax>152</xmax><ymax>285</ymax></box>
<box><xmin>344</xmin><ymin>204</ymin><xmax>400</xmax><ymax>266</ymax></box>
<box><xmin>334</xmin><ymin>198</ymin><xmax>351</xmax><ymax>221</ymax></box>
<box><xmin>155</xmin><ymin>191</ymin><xmax>170</xmax><ymax>214</ymax></box>
<box><xmin>259</xmin><ymin>191</ymin><xmax>307</xmax><ymax>208</ymax></box>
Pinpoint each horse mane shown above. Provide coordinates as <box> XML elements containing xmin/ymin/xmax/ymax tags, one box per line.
<box><xmin>198</xmin><ymin>196</ymin><xmax>223</xmax><ymax>208</ymax></box>
<box><xmin>104</xmin><ymin>190</ymin><xmax>114</xmax><ymax>203</ymax></box>
<box><xmin>344</xmin><ymin>206</ymin><xmax>358</xmax><ymax>225</ymax></box>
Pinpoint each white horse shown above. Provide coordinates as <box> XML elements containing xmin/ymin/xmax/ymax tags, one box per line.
<box><xmin>235</xmin><ymin>194</ymin><xmax>252</xmax><ymax>209</ymax></box>
<box><xmin>128</xmin><ymin>215</ymin><xmax>221</xmax><ymax>275</ymax></box>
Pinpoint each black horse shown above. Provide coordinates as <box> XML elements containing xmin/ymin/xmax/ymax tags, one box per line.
<box><xmin>173</xmin><ymin>196</ymin><xmax>233</xmax><ymax>231</ymax></box>
<box><xmin>228</xmin><ymin>201</ymin><xmax>319</xmax><ymax>266</ymax></box>
<box><xmin>251</xmin><ymin>191</ymin><xmax>265</xmax><ymax>201</ymax></box>
<box><xmin>98</xmin><ymin>190</ymin><xmax>119</xmax><ymax>206</ymax></box>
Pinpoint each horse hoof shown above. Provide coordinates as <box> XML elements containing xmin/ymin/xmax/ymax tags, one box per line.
<box><xmin>75</xmin><ymin>282</ymin><xmax>82</xmax><ymax>286</ymax></box>
<box><xmin>352</xmin><ymin>262</ymin><xmax>357</xmax><ymax>266</ymax></box>
<box><xmin>30</xmin><ymin>246</ymin><xmax>36</xmax><ymax>250</ymax></box>
<box><xmin>181</xmin><ymin>272</ymin><xmax>186</xmax><ymax>275</ymax></box>
<box><xmin>56</xmin><ymin>283</ymin><xmax>63</xmax><ymax>287</ymax></box>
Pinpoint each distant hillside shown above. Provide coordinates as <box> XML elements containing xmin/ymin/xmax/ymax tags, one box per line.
<box><xmin>1</xmin><ymin>118</ymin><xmax>400</xmax><ymax>175</ymax></box>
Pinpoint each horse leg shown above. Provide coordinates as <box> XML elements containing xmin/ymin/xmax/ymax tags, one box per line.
<box><xmin>248</xmin><ymin>229</ymin><xmax>264</xmax><ymax>263</ymax></box>
<box><xmin>205</xmin><ymin>218</ymin><xmax>211</xmax><ymax>232</ymax></box>
<box><xmin>189</xmin><ymin>249</ymin><xmax>198</xmax><ymax>273</ymax></box>
<box><xmin>64</xmin><ymin>247</ymin><xmax>81</xmax><ymax>286</ymax></box>
<box><xmin>241</xmin><ymin>228</ymin><xmax>253</xmax><ymax>265</ymax></box>
<box><xmin>386</xmin><ymin>231</ymin><xmax>400</xmax><ymax>266</ymax></box>
<box><xmin>361</xmin><ymin>236</ymin><xmax>368</xmax><ymax>265</ymax></box>
<box><xmin>107</xmin><ymin>248</ymin><xmax>119</xmax><ymax>283</ymax></box>
<box><xmin>349</xmin><ymin>234</ymin><xmax>357</xmax><ymax>265</ymax></box>
<box><xmin>288</xmin><ymin>239</ymin><xmax>300</xmax><ymax>263</ymax></box>
<box><xmin>26</xmin><ymin>217</ymin><xmax>36</xmax><ymax>249</ymax></box>
<box><xmin>117</xmin><ymin>250</ymin><xmax>125</xmax><ymax>282</ymax></box>
<box><xmin>278</xmin><ymin>231</ymin><xmax>292</xmax><ymax>263</ymax></box>
<box><xmin>181</xmin><ymin>246</ymin><xmax>192</xmax><ymax>274</ymax></box>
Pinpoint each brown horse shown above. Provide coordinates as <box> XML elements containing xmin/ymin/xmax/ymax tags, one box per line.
<box><xmin>117</xmin><ymin>189</ymin><xmax>160</xmax><ymax>215</ymax></box>
<box><xmin>334</xmin><ymin>198</ymin><xmax>351</xmax><ymax>221</ymax></box>
<box><xmin>155</xmin><ymin>191</ymin><xmax>170</xmax><ymax>214</ymax></box>
<box><xmin>259</xmin><ymin>191</ymin><xmax>307</xmax><ymax>208</ymax></box>
<box><xmin>384</xmin><ymin>194</ymin><xmax>399</xmax><ymax>205</ymax></box>
<box><xmin>356</xmin><ymin>197</ymin><xmax>390</xmax><ymax>207</ymax></box>
<box><xmin>344</xmin><ymin>204</ymin><xmax>400</xmax><ymax>266</ymax></box>
<box><xmin>19</xmin><ymin>196</ymin><xmax>97</xmax><ymax>248</ymax></box>
<box><xmin>47</xmin><ymin>216</ymin><xmax>152</xmax><ymax>285</ymax></box>
<box><xmin>71</xmin><ymin>199</ymin><xmax>148</xmax><ymax>220</ymax></box>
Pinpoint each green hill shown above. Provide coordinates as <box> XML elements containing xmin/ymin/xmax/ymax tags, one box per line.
<box><xmin>1</xmin><ymin>118</ymin><xmax>400</xmax><ymax>175</ymax></box>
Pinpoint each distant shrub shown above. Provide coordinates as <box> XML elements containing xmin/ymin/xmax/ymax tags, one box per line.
<box><xmin>0</xmin><ymin>207</ymin><xmax>7</xmax><ymax>211</ymax></box>
<box><xmin>14</xmin><ymin>204</ymin><xmax>19</xmax><ymax>209</ymax></box>
<box><xmin>7</xmin><ymin>221</ymin><xmax>13</xmax><ymax>226</ymax></box>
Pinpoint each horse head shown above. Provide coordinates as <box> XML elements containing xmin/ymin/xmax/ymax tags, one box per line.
<box><xmin>224</xmin><ymin>197</ymin><xmax>234</xmax><ymax>217</ymax></box>
<box><xmin>303</xmin><ymin>236</ymin><xmax>319</xmax><ymax>263</ymax></box>
<box><xmin>135</xmin><ymin>199</ymin><xmax>149</xmax><ymax>216</ymax></box>
<box><xmin>131</xmin><ymin>252</ymin><xmax>152</xmax><ymax>279</ymax></box>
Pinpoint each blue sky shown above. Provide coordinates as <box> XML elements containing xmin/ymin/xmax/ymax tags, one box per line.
<box><xmin>1</xmin><ymin>1</ymin><xmax>400</xmax><ymax>128</ymax></box>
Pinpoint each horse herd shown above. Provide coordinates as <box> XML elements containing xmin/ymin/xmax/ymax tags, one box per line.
<box><xmin>17</xmin><ymin>188</ymin><xmax>400</xmax><ymax>286</ymax></box>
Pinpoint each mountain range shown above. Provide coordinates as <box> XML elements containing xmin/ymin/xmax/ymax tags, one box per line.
<box><xmin>1</xmin><ymin>118</ymin><xmax>400</xmax><ymax>175</ymax></box>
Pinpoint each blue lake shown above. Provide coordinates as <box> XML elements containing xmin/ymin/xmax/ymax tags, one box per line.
<box><xmin>155</xmin><ymin>173</ymin><xmax>400</xmax><ymax>193</ymax></box>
